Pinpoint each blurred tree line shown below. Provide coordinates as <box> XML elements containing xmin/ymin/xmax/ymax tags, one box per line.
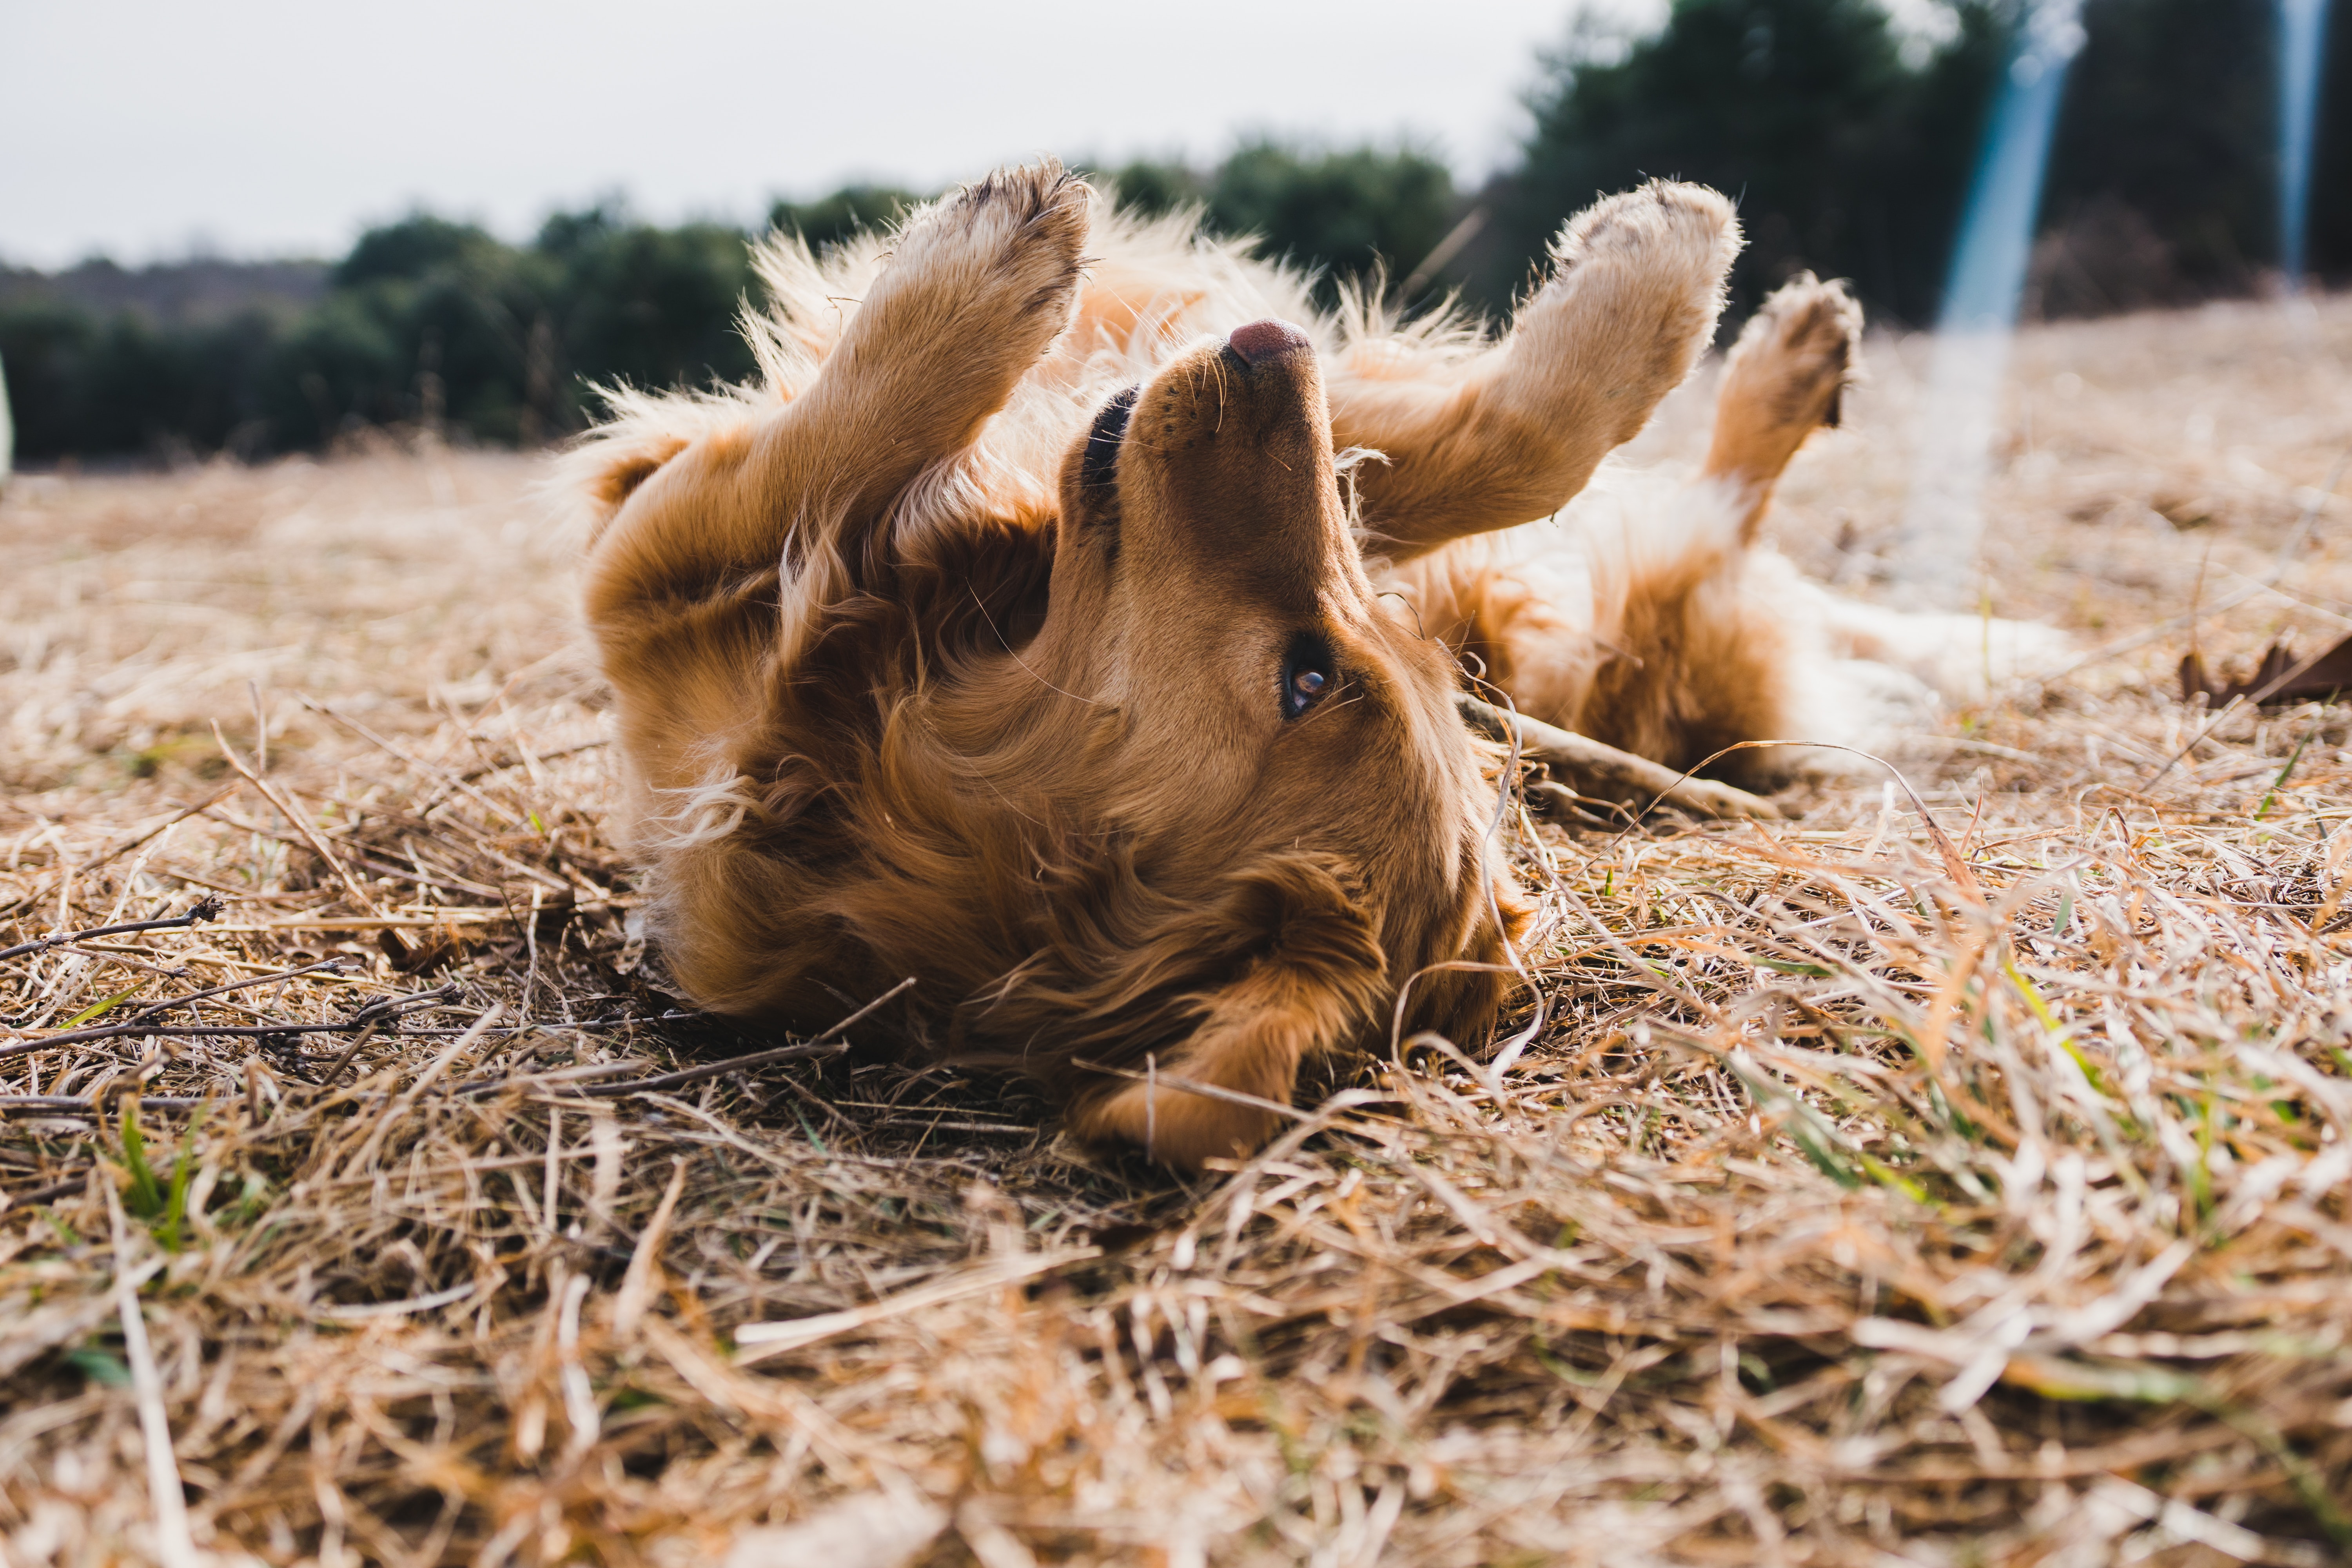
<box><xmin>0</xmin><ymin>207</ymin><xmax>764</xmax><ymax>461</ymax></box>
<box><xmin>4</xmin><ymin>0</ymin><xmax>2345</xmax><ymax>462</ymax></box>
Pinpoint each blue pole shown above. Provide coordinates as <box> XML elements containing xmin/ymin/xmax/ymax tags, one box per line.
<box><xmin>1939</xmin><ymin>6</ymin><xmax>2086</xmax><ymax>334</ymax></box>
<box><xmin>1893</xmin><ymin>0</ymin><xmax>2086</xmax><ymax>602</ymax></box>
<box><xmin>2281</xmin><ymin>0</ymin><xmax>2332</xmax><ymax>289</ymax></box>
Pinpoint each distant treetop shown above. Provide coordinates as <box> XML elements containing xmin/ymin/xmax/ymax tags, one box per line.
<box><xmin>767</xmin><ymin>185</ymin><xmax>927</xmax><ymax>254</ymax></box>
<box><xmin>334</xmin><ymin>215</ymin><xmax>506</xmax><ymax>289</ymax></box>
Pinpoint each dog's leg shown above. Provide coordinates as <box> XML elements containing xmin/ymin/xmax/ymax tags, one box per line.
<box><xmin>1330</xmin><ymin>181</ymin><xmax>1740</xmax><ymax>563</ymax></box>
<box><xmin>1700</xmin><ymin>272</ymin><xmax>1861</xmax><ymax>543</ymax></box>
<box><xmin>1064</xmin><ymin>977</ymin><xmax>1328</xmax><ymax>1172</ymax></box>
<box><xmin>1564</xmin><ymin>277</ymin><xmax>1860</xmax><ymax>762</ymax></box>
<box><xmin>583</xmin><ymin>161</ymin><xmax>1090</xmax><ymax>614</ymax></box>
<box><xmin>1060</xmin><ymin>861</ymin><xmax>1405</xmax><ymax>1172</ymax></box>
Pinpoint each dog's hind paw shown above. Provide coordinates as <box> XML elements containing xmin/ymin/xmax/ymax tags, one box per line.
<box><xmin>1718</xmin><ymin>272</ymin><xmax>1862</xmax><ymax>443</ymax></box>
<box><xmin>1702</xmin><ymin>273</ymin><xmax>1863</xmax><ymax>539</ymax></box>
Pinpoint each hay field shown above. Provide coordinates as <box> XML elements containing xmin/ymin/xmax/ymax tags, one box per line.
<box><xmin>5</xmin><ymin>294</ymin><xmax>2352</xmax><ymax>1567</ymax></box>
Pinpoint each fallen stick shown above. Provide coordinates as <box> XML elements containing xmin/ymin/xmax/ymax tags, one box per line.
<box><xmin>0</xmin><ymin>984</ymin><xmax>912</xmax><ymax>1113</ymax></box>
<box><xmin>0</xmin><ymin>896</ymin><xmax>226</xmax><ymax>964</ymax></box>
<box><xmin>734</xmin><ymin>1248</ymin><xmax>1099</xmax><ymax>1361</ymax></box>
<box><xmin>200</xmin><ymin>904</ymin><xmax>630</xmax><ymax>935</ymax></box>
<box><xmin>70</xmin><ymin>787</ymin><xmax>240</xmax><ymax>879</ymax></box>
<box><xmin>117</xmin><ymin>956</ymin><xmax>349</xmax><ymax>1025</ymax></box>
<box><xmin>1457</xmin><ymin>697</ymin><xmax>1783</xmax><ymax>822</ymax></box>
<box><xmin>454</xmin><ymin>976</ymin><xmax>915</xmax><ymax>1100</ymax></box>
<box><xmin>0</xmin><ymin>1097</ymin><xmax>211</xmax><ymax>1113</ymax></box>
<box><xmin>299</xmin><ymin>695</ymin><xmax>526</xmax><ymax>828</ymax></box>
<box><xmin>212</xmin><ymin>721</ymin><xmax>381</xmax><ymax>916</ymax></box>
<box><xmin>1</xmin><ymin>1169</ymin><xmax>95</xmax><ymax>1207</ymax></box>
<box><xmin>0</xmin><ymin>981</ymin><xmax>461</xmax><ymax>1060</ymax></box>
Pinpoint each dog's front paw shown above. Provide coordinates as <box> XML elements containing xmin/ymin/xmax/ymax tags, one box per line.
<box><xmin>877</xmin><ymin>158</ymin><xmax>1091</xmax><ymax>357</ymax></box>
<box><xmin>1504</xmin><ymin>180</ymin><xmax>1742</xmax><ymax>445</ymax></box>
<box><xmin>1548</xmin><ymin>178</ymin><xmax>1741</xmax><ymax>289</ymax></box>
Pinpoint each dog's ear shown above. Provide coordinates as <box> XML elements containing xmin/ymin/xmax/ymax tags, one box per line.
<box><xmin>584</xmin><ymin>437</ymin><xmax>689</xmax><ymax>522</ymax></box>
<box><xmin>1064</xmin><ymin>853</ymin><xmax>1388</xmax><ymax>1169</ymax></box>
<box><xmin>552</xmin><ymin>384</ymin><xmax>717</xmax><ymax>547</ymax></box>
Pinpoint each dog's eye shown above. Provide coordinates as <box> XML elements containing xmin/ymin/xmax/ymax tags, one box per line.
<box><xmin>1281</xmin><ymin>634</ymin><xmax>1336</xmax><ymax>720</ymax></box>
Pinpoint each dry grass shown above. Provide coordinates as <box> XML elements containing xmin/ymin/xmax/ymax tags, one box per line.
<box><xmin>5</xmin><ymin>296</ymin><xmax>2352</xmax><ymax>1568</ymax></box>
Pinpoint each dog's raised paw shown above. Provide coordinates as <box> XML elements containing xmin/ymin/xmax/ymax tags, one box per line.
<box><xmin>1725</xmin><ymin>272</ymin><xmax>1862</xmax><ymax>432</ymax></box>
<box><xmin>1702</xmin><ymin>273</ymin><xmax>1864</xmax><ymax>524</ymax></box>
<box><xmin>873</xmin><ymin>158</ymin><xmax>1091</xmax><ymax>350</ymax></box>
<box><xmin>955</xmin><ymin>159</ymin><xmax>1092</xmax><ymax>237</ymax></box>
<box><xmin>1550</xmin><ymin>179</ymin><xmax>1742</xmax><ymax>289</ymax></box>
<box><xmin>1505</xmin><ymin>180</ymin><xmax>1743</xmax><ymax>448</ymax></box>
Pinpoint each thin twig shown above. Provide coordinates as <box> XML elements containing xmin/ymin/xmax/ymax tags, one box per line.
<box><xmin>0</xmin><ymin>1096</ymin><xmax>213</xmax><ymax>1112</ymax></box>
<box><xmin>400</xmin><ymin>1011</ymin><xmax>699</xmax><ymax>1039</ymax></box>
<box><xmin>1458</xmin><ymin>697</ymin><xmax>1783</xmax><ymax>821</ymax></box>
<box><xmin>0</xmin><ymin>895</ymin><xmax>226</xmax><ymax>964</ymax></box>
<box><xmin>0</xmin><ymin>1169</ymin><xmax>95</xmax><ymax>1208</ymax></box>
<box><xmin>68</xmin><ymin>787</ymin><xmax>241</xmax><ymax>879</ymax></box>
<box><xmin>463</xmin><ymin>976</ymin><xmax>918</xmax><ymax>1101</ymax></box>
<box><xmin>298</xmin><ymin>695</ymin><xmax>525</xmax><ymax>827</ymax></box>
<box><xmin>556</xmin><ymin>1042</ymin><xmax>850</xmax><ymax>1100</ymax></box>
<box><xmin>311</xmin><ymin>1021</ymin><xmax>383</xmax><ymax>1093</ymax></box>
<box><xmin>122</xmin><ymin>956</ymin><xmax>349</xmax><ymax>1025</ymax></box>
<box><xmin>0</xmin><ymin>982</ymin><xmax>461</xmax><ymax>1061</ymax></box>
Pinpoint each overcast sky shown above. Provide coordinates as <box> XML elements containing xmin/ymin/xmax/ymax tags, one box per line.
<box><xmin>2</xmin><ymin>0</ymin><xmax>1675</xmax><ymax>268</ymax></box>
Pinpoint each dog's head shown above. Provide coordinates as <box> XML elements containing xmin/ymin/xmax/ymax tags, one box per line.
<box><xmin>993</xmin><ymin>321</ymin><xmax>1525</xmax><ymax>1165</ymax></box>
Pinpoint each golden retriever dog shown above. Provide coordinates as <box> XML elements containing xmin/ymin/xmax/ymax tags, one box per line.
<box><xmin>569</xmin><ymin>159</ymin><xmax>2017</xmax><ymax>1168</ymax></box>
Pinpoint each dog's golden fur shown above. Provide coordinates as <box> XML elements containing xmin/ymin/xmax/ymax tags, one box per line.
<box><xmin>570</xmin><ymin>160</ymin><xmax>2029</xmax><ymax>1167</ymax></box>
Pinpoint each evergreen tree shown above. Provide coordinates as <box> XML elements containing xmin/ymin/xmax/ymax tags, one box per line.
<box><xmin>2294</xmin><ymin>0</ymin><xmax>2350</xmax><ymax>282</ymax></box>
<box><xmin>1479</xmin><ymin>0</ymin><xmax>2009</xmax><ymax>325</ymax></box>
<box><xmin>2033</xmin><ymin>0</ymin><xmax>2278</xmax><ymax>313</ymax></box>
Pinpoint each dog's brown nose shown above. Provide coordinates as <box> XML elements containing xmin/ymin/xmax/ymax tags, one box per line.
<box><xmin>1228</xmin><ymin>318</ymin><xmax>1312</xmax><ymax>367</ymax></box>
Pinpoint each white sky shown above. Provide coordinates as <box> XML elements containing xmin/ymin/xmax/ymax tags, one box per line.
<box><xmin>2</xmin><ymin>0</ymin><xmax>1671</xmax><ymax>268</ymax></box>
